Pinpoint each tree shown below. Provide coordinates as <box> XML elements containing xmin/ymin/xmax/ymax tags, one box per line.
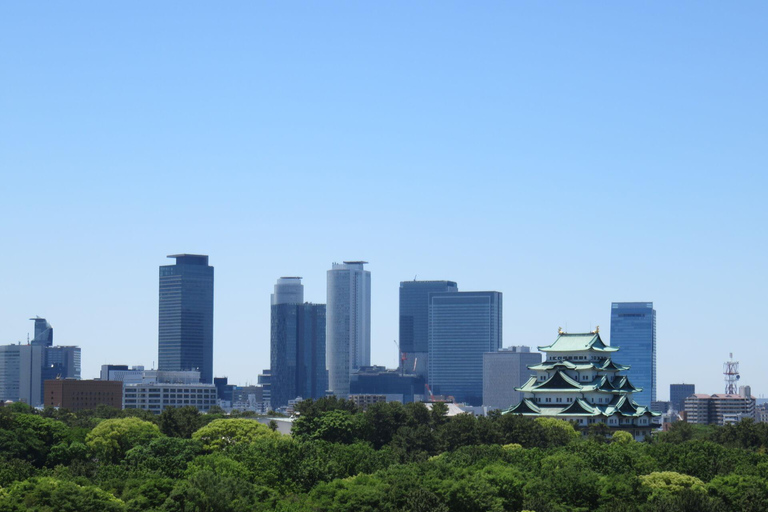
<box><xmin>0</xmin><ymin>477</ymin><xmax>126</xmax><ymax>512</ymax></box>
<box><xmin>535</xmin><ymin>417</ymin><xmax>580</xmax><ymax>447</ymax></box>
<box><xmin>639</xmin><ymin>471</ymin><xmax>706</xmax><ymax>500</ymax></box>
<box><xmin>86</xmin><ymin>417</ymin><xmax>163</xmax><ymax>463</ymax></box>
<box><xmin>159</xmin><ymin>406</ymin><xmax>207</xmax><ymax>438</ymax></box>
<box><xmin>192</xmin><ymin>418</ymin><xmax>281</xmax><ymax>450</ymax></box>
<box><xmin>612</xmin><ymin>431</ymin><xmax>634</xmax><ymax>445</ymax></box>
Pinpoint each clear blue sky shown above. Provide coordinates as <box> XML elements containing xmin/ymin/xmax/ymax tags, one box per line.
<box><xmin>1</xmin><ymin>2</ymin><xmax>766</xmax><ymax>398</ymax></box>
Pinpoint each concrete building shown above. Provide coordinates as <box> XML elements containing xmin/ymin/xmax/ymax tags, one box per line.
<box><xmin>271</xmin><ymin>277</ymin><xmax>304</xmax><ymax>306</ymax></box>
<box><xmin>326</xmin><ymin>261</ymin><xmax>371</xmax><ymax>397</ymax></box>
<box><xmin>158</xmin><ymin>254</ymin><xmax>214</xmax><ymax>383</ymax></box>
<box><xmin>399</xmin><ymin>280</ymin><xmax>458</xmax><ymax>380</ymax></box>
<box><xmin>350</xmin><ymin>366</ymin><xmax>425</xmax><ymax>403</ymax></box>
<box><xmin>123</xmin><ymin>382</ymin><xmax>218</xmax><ymax>413</ymax></box>
<box><xmin>483</xmin><ymin>346</ymin><xmax>541</xmax><ymax>410</ymax></box>
<box><xmin>428</xmin><ymin>291</ymin><xmax>502</xmax><ymax>406</ymax></box>
<box><xmin>684</xmin><ymin>393</ymin><xmax>756</xmax><ymax>425</ymax></box>
<box><xmin>44</xmin><ymin>379</ymin><xmax>122</xmax><ymax>411</ymax></box>
<box><xmin>100</xmin><ymin>365</ymin><xmax>145</xmax><ymax>384</ymax></box>
<box><xmin>349</xmin><ymin>394</ymin><xmax>386</xmax><ymax>409</ymax></box>
<box><xmin>0</xmin><ymin>344</ymin><xmax>44</xmax><ymax>405</ymax></box>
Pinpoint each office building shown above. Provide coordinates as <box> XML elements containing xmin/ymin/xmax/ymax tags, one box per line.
<box><xmin>258</xmin><ymin>369</ymin><xmax>272</xmax><ymax>408</ymax></box>
<box><xmin>670</xmin><ymin>383</ymin><xmax>695</xmax><ymax>413</ymax></box>
<box><xmin>271</xmin><ymin>277</ymin><xmax>304</xmax><ymax>305</ymax></box>
<box><xmin>399</xmin><ymin>280</ymin><xmax>458</xmax><ymax>379</ymax></box>
<box><xmin>29</xmin><ymin>317</ymin><xmax>53</xmax><ymax>347</ymax></box>
<box><xmin>350</xmin><ymin>366</ymin><xmax>426</xmax><ymax>403</ymax></box>
<box><xmin>100</xmin><ymin>365</ymin><xmax>145</xmax><ymax>384</ymax></box>
<box><xmin>504</xmin><ymin>330</ymin><xmax>660</xmax><ymax>441</ymax></box>
<box><xmin>123</xmin><ymin>382</ymin><xmax>218</xmax><ymax>413</ymax></box>
<box><xmin>270</xmin><ymin>277</ymin><xmax>327</xmax><ymax>408</ymax></box>
<box><xmin>44</xmin><ymin>379</ymin><xmax>122</xmax><ymax>411</ymax></box>
<box><xmin>483</xmin><ymin>346</ymin><xmax>541</xmax><ymax>410</ymax></box>
<box><xmin>326</xmin><ymin>261</ymin><xmax>371</xmax><ymax>397</ymax></box>
<box><xmin>684</xmin><ymin>393</ymin><xmax>756</xmax><ymax>425</ymax></box>
<box><xmin>610</xmin><ymin>302</ymin><xmax>656</xmax><ymax>407</ymax></box>
<box><xmin>0</xmin><ymin>344</ymin><xmax>44</xmax><ymax>405</ymax></box>
<box><xmin>158</xmin><ymin>254</ymin><xmax>214</xmax><ymax>383</ymax></box>
<box><xmin>428</xmin><ymin>291</ymin><xmax>502</xmax><ymax>406</ymax></box>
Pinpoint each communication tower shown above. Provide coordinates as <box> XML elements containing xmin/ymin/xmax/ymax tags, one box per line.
<box><xmin>724</xmin><ymin>353</ymin><xmax>740</xmax><ymax>394</ymax></box>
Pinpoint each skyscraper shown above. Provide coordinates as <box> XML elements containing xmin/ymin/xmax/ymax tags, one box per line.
<box><xmin>270</xmin><ymin>277</ymin><xmax>327</xmax><ymax>409</ymax></box>
<box><xmin>158</xmin><ymin>254</ymin><xmax>214</xmax><ymax>384</ymax></box>
<box><xmin>326</xmin><ymin>261</ymin><xmax>371</xmax><ymax>397</ymax></box>
<box><xmin>399</xmin><ymin>280</ymin><xmax>458</xmax><ymax>379</ymax></box>
<box><xmin>428</xmin><ymin>291</ymin><xmax>502</xmax><ymax>405</ymax></box>
<box><xmin>30</xmin><ymin>317</ymin><xmax>53</xmax><ymax>347</ymax></box>
<box><xmin>610</xmin><ymin>302</ymin><xmax>656</xmax><ymax>407</ymax></box>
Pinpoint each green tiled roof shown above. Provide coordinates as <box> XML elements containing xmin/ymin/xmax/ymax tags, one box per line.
<box><xmin>504</xmin><ymin>399</ymin><xmax>540</xmax><ymax>415</ymax></box>
<box><xmin>517</xmin><ymin>371</ymin><xmax>601</xmax><ymax>393</ymax></box>
<box><xmin>538</xmin><ymin>332</ymin><xmax>618</xmax><ymax>353</ymax></box>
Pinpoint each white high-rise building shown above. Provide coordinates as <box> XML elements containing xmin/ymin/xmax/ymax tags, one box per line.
<box><xmin>271</xmin><ymin>277</ymin><xmax>304</xmax><ymax>306</ymax></box>
<box><xmin>326</xmin><ymin>261</ymin><xmax>371</xmax><ymax>397</ymax></box>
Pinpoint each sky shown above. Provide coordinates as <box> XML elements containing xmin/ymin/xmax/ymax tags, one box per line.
<box><xmin>1</xmin><ymin>2</ymin><xmax>766</xmax><ymax>399</ymax></box>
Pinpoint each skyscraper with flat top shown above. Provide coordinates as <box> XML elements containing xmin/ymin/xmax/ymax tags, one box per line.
<box><xmin>399</xmin><ymin>280</ymin><xmax>458</xmax><ymax>379</ymax></box>
<box><xmin>326</xmin><ymin>261</ymin><xmax>371</xmax><ymax>397</ymax></box>
<box><xmin>158</xmin><ymin>254</ymin><xmax>214</xmax><ymax>383</ymax></box>
<box><xmin>428</xmin><ymin>291</ymin><xmax>502</xmax><ymax>405</ymax></box>
<box><xmin>610</xmin><ymin>302</ymin><xmax>656</xmax><ymax>407</ymax></box>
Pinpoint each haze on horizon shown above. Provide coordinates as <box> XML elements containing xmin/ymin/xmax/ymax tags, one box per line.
<box><xmin>1</xmin><ymin>2</ymin><xmax>766</xmax><ymax>399</ymax></box>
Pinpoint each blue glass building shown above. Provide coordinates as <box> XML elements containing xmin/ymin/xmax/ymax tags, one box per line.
<box><xmin>610</xmin><ymin>302</ymin><xmax>656</xmax><ymax>407</ymax></box>
<box><xmin>270</xmin><ymin>302</ymin><xmax>327</xmax><ymax>408</ymax></box>
<box><xmin>399</xmin><ymin>280</ymin><xmax>458</xmax><ymax>379</ymax></box>
<box><xmin>428</xmin><ymin>291</ymin><xmax>502</xmax><ymax>405</ymax></box>
<box><xmin>158</xmin><ymin>254</ymin><xmax>214</xmax><ymax>384</ymax></box>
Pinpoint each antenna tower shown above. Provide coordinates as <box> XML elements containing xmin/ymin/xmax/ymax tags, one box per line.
<box><xmin>723</xmin><ymin>353</ymin><xmax>740</xmax><ymax>394</ymax></box>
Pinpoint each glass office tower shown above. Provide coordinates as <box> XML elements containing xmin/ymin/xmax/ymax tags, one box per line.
<box><xmin>326</xmin><ymin>261</ymin><xmax>371</xmax><ymax>397</ymax></box>
<box><xmin>270</xmin><ymin>277</ymin><xmax>327</xmax><ymax>408</ymax></box>
<box><xmin>610</xmin><ymin>302</ymin><xmax>656</xmax><ymax>407</ymax></box>
<box><xmin>428</xmin><ymin>291</ymin><xmax>502</xmax><ymax>406</ymax></box>
<box><xmin>670</xmin><ymin>383</ymin><xmax>695</xmax><ymax>413</ymax></box>
<box><xmin>399</xmin><ymin>280</ymin><xmax>458</xmax><ymax>379</ymax></box>
<box><xmin>158</xmin><ymin>254</ymin><xmax>214</xmax><ymax>383</ymax></box>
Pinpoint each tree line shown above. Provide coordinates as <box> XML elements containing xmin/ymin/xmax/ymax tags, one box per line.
<box><xmin>1</xmin><ymin>398</ymin><xmax>768</xmax><ymax>511</ymax></box>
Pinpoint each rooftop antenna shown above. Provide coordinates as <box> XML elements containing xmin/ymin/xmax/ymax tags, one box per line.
<box><xmin>724</xmin><ymin>353</ymin><xmax>740</xmax><ymax>395</ymax></box>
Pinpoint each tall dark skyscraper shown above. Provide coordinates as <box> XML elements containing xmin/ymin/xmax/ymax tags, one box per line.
<box><xmin>158</xmin><ymin>254</ymin><xmax>214</xmax><ymax>383</ymax></box>
<box><xmin>270</xmin><ymin>277</ymin><xmax>327</xmax><ymax>409</ymax></box>
<box><xmin>399</xmin><ymin>280</ymin><xmax>458</xmax><ymax>379</ymax></box>
<box><xmin>428</xmin><ymin>291</ymin><xmax>502</xmax><ymax>406</ymax></box>
<box><xmin>610</xmin><ymin>302</ymin><xmax>656</xmax><ymax>407</ymax></box>
<box><xmin>670</xmin><ymin>383</ymin><xmax>695</xmax><ymax>413</ymax></box>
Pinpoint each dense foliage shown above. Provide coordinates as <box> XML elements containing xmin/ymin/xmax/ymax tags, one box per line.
<box><xmin>2</xmin><ymin>399</ymin><xmax>768</xmax><ymax>511</ymax></box>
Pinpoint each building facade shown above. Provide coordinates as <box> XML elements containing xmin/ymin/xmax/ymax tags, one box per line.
<box><xmin>350</xmin><ymin>366</ymin><xmax>426</xmax><ymax>403</ymax></box>
<box><xmin>428</xmin><ymin>291</ymin><xmax>502</xmax><ymax>406</ymax></box>
<box><xmin>326</xmin><ymin>261</ymin><xmax>371</xmax><ymax>397</ymax></box>
<box><xmin>399</xmin><ymin>280</ymin><xmax>458</xmax><ymax>379</ymax></box>
<box><xmin>483</xmin><ymin>346</ymin><xmax>542</xmax><ymax>410</ymax></box>
<box><xmin>123</xmin><ymin>383</ymin><xmax>218</xmax><ymax>413</ymax></box>
<box><xmin>684</xmin><ymin>393</ymin><xmax>756</xmax><ymax>425</ymax></box>
<box><xmin>670</xmin><ymin>383</ymin><xmax>695</xmax><ymax>413</ymax></box>
<box><xmin>504</xmin><ymin>330</ymin><xmax>660</xmax><ymax>441</ymax></box>
<box><xmin>44</xmin><ymin>379</ymin><xmax>122</xmax><ymax>411</ymax></box>
<box><xmin>0</xmin><ymin>344</ymin><xmax>44</xmax><ymax>405</ymax></box>
<box><xmin>271</xmin><ymin>277</ymin><xmax>304</xmax><ymax>306</ymax></box>
<box><xmin>270</xmin><ymin>276</ymin><xmax>327</xmax><ymax>408</ymax></box>
<box><xmin>610</xmin><ymin>302</ymin><xmax>656</xmax><ymax>407</ymax></box>
<box><xmin>158</xmin><ymin>254</ymin><xmax>214</xmax><ymax>383</ymax></box>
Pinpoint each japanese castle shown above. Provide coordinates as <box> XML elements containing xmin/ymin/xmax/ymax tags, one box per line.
<box><xmin>503</xmin><ymin>329</ymin><xmax>660</xmax><ymax>440</ymax></box>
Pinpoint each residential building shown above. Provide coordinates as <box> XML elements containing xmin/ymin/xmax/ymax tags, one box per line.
<box><xmin>670</xmin><ymin>383</ymin><xmax>695</xmax><ymax>413</ymax></box>
<box><xmin>684</xmin><ymin>393</ymin><xmax>756</xmax><ymax>425</ymax></box>
<box><xmin>350</xmin><ymin>366</ymin><xmax>425</xmax><ymax>403</ymax></box>
<box><xmin>399</xmin><ymin>280</ymin><xmax>458</xmax><ymax>379</ymax></box>
<box><xmin>44</xmin><ymin>379</ymin><xmax>122</xmax><ymax>411</ymax></box>
<box><xmin>610</xmin><ymin>302</ymin><xmax>656</xmax><ymax>407</ymax></box>
<box><xmin>158</xmin><ymin>254</ymin><xmax>214</xmax><ymax>383</ymax></box>
<box><xmin>326</xmin><ymin>261</ymin><xmax>371</xmax><ymax>397</ymax></box>
<box><xmin>428</xmin><ymin>291</ymin><xmax>502</xmax><ymax>406</ymax></box>
<box><xmin>504</xmin><ymin>330</ymin><xmax>660</xmax><ymax>441</ymax></box>
<box><xmin>483</xmin><ymin>346</ymin><xmax>541</xmax><ymax>410</ymax></box>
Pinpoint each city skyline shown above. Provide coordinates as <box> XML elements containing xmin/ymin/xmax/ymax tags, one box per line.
<box><xmin>2</xmin><ymin>3</ymin><xmax>767</xmax><ymax>398</ymax></box>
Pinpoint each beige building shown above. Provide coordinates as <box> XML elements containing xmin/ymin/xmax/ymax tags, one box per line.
<box><xmin>684</xmin><ymin>393</ymin><xmax>756</xmax><ymax>425</ymax></box>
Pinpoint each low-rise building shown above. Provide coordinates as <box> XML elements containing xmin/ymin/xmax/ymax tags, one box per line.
<box><xmin>349</xmin><ymin>394</ymin><xmax>386</xmax><ymax>409</ymax></box>
<box><xmin>684</xmin><ymin>393</ymin><xmax>756</xmax><ymax>425</ymax></box>
<box><xmin>45</xmin><ymin>379</ymin><xmax>122</xmax><ymax>411</ymax></box>
<box><xmin>123</xmin><ymin>383</ymin><xmax>217</xmax><ymax>413</ymax></box>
